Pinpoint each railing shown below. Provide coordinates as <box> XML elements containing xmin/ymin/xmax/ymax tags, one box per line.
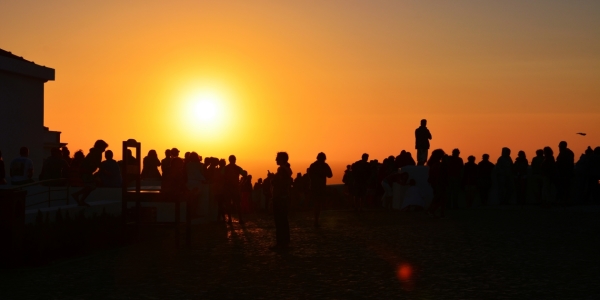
<box><xmin>7</xmin><ymin>178</ymin><xmax>71</xmax><ymax>208</ymax></box>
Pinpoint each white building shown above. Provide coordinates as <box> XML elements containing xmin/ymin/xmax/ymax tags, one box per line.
<box><xmin>0</xmin><ymin>48</ymin><xmax>65</xmax><ymax>180</ymax></box>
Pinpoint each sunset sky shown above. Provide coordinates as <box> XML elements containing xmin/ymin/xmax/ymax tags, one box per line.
<box><xmin>2</xmin><ymin>0</ymin><xmax>600</xmax><ymax>183</ymax></box>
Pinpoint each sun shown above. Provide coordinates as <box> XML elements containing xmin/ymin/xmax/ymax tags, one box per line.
<box><xmin>182</xmin><ymin>89</ymin><xmax>228</xmax><ymax>136</ymax></box>
<box><xmin>192</xmin><ymin>95</ymin><xmax>220</xmax><ymax>123</ymax></box>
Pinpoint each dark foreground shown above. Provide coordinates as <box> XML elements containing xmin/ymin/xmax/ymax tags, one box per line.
<box><xmin>2</xmin><ymin>206</ymin><xmax>600</xmax><ymax>299</ymax></box>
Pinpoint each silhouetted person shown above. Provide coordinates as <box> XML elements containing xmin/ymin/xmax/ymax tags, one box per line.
<box><xmin>556</xmin><ymin>141</ymin><xmax>575</xmax><ymax>205</ymax></box>
<box><xmin>71</xmin><ymin>140</ymin><xmax>108</xmax><ymax>206</ymax></box>
<box><xmin>98</xmin><ymin>150</ymin><xmax>122</xmax><ymax>187</ymax></box>
<box><xmin>396</xmin><ymin>151</ymin><xmax>417</xmax><ymax>169</ymax></box>
<box><xmin>61</xmin><ymin>146</ymin><xmax>72</xmax><ymax>165</ymax></box>
<box><xmin>447</xmin><ymin>148</ymin><xmax>464</xmax><ymax>209</ymax></box>
<box><xmin>0</xmin><ymin>150</ymin><xmax>6</xmax><ymax>185</ymax></box>
<box><xmin>263</xmin><ymin>171</ymin><xmax>274</xmax><ymax>212</ymax></box>
<box><xmin>541</xmin><ymin>146</ymin><xmax>557</xmax><ymax>204</ymax></box>
<box><xmin>120</xmin><ymin>149</ymin><xmax>138</xmax><ymax>186</ymax></box>
<box><xmin>241</xmin><ymin>174</ymin><xmax>253</xmax><ymax>213</ymax></box>
<box><xmin>213</xmin><ymin>159</ymin><xmax>227</xmax><ymax>222</ymax></box>
<box><xmin>10</xmin><ymin>146</ymin><xmax>34</xmax><ymax>185</ymax></box>
<box><xmin>405</xmin><ymin>152</ymin><xmax>416</xmax><ymax>167</ymax></box>
<box><xmin>293</xmin><ymin>172</ymin><xmax>304</xmax><ymax>207</ymax></box>
<box><xmin>351</xmin><ymin>153</ymin><xmax>370</xmax><ymax>211</ymax></box>
<box><xmin>575</xmin><ymin>147</ymin><xmax>595</xmax><ymax>204</ymax></box>
<box><xmin>67</xmin><ymin>150</ymin><xmax>85</xmax><ymax>188</ymax></box>
<box><xmin>462</xmin><ymin>155</ymin><xmax>478</xmax><ymax>207</ymax></box>
<box><xmin>141</xmin><ymin>150</ymin><xmax>162</xmax><ymax>181</ymax></box>
<box><xmin>342</xmin><ymin>165</ymin><xmax>354</xmax><ymax>205</ymax></box>
<box><xmin>496</xmin><ymin>147</ymin><xmax>514</xmax><ymax>205</ymax></box>
<box><xmin>186</xmin><ymin>152</ymin><xmax>206</xmax><ymax>218</ymax></box>
<box><xmin>514</xmin><ymin>151</ymin><xmax>529</xmax><ymax>205</ymax></box>
<box><xmin>39</xmin><ymin>147</ymin><xmax>69</xmax><ymax>184</ymax></box>
<box><xmin>427</xmin><ymin>149</ymin><xmax>447</xmax><ymax>217</ymax></box>
<box><xmin>531</xmin><ymin>149</ymin><xmax>545</xmax><ymax>204</ymax></box>
<box><xmin>477</xmin><ymin>154</ymin><xmax>494</xmax><ymax>205</ymax></box>
<box><xmin>415</xmin><ymin>119</ymin><xmax>432</xmax><ymax>166</ymax></box>
<box><xmin>161</xmin><ymin>149</ymin><xmax>172</xmax><ymax>181</ymax></box>
<box><xmin>592</xmin><ymin>147</ymin><xmax>600</xmax><ymax>203</ymax></box>
<box><xmin>270</xmin><ymin>152</ymin><xmax>292</xmax><ymax>250</ymax></box>
<box><xmin>224</xmin><ymin>155</ymin><xmax>247</xmax><ymax>223</ymax></box>
<box><xmin>308</xmin><ymin>152</ymin><xmax>333</xmax><ymax>227</ymax></box>
<box><xmin>164</xmin><ymin>148</ymin><xmax>185</xmax><ymax>194</ymax></box>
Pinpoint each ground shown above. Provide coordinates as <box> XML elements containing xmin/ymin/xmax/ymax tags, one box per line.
<box><xmin>2</xmin><ymin>206</ymin><xmax>600</xmax><ymax>299</ymax></box>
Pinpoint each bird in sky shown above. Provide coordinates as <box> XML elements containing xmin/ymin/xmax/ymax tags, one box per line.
<box><xmin>576</xmin><ymin>133</ymin><xmax>587</xmax><ymax>136</ymax></box>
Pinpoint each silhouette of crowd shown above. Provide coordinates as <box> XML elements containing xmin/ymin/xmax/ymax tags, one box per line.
<box><xmin>2</xmin><ymin>119</ymin><xmax>600</xmax><ymax>249</ymax></box>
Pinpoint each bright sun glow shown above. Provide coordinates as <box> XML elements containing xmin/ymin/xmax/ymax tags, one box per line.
<box><xmin>181</xmin><ymin>89</ymin><xmax>228</xmax><ymax>137</ymax></box>
<box><xmin>192</xmin><ymin>96</ymin><xmax>220</xmax><ymax>123</ymax></box>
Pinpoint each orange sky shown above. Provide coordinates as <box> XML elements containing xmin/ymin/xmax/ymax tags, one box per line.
<box><xmin>2</xmin><ymin>1</ymin><xmax>600</xmax><ymax>183</ymax></box>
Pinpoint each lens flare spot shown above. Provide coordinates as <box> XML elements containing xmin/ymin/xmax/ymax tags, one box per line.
<box><xmin>397</xmin><ymin>263</ymin><xmax>413</xmax><ymax>281</ymax></box>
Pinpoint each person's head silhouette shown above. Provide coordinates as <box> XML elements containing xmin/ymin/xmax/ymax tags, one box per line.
<box><xmin>361</xmin><ymin>153</ymin><xmax>369</xmax><ymax>162</ymax></box>
<box><xmin>518</xmin><ymin>151</ymin><xmax>526</xmax><ymax>159</ymax></box>
<box><xmin>543</xmin><ymin>146</ymin><xmax>553</xmax><ymax>157</ymax></box>
<box><xmin>502</xmin><ymin>147</ymin><xmax>511</xmax><ymax>157</ymax></box>
<box><xmin>61</xmin><ymin>146</ymin><xmax>70</xmax><ymax>158</ymax></box>
<box><xmin>467</xmin><ymin>155</ymin><xmax>475</xmax><ymax>163</ymax></box>
<box><xmin>317</xmin><ymin>152</ymin><xmax>326</xmax><ymax>162</ymax></box>
<box><xmin>276</xmin><ymin>152</ymin><xmax>289</xmax><ymax>166</ymax></box>
<box><xmin>105</xmin><ymin>150</ymin><xmax>114</xmax><ymax>160</ymax></box>
<box><xmin>482</xmin><ymin>154</ymin><xmax>490</xmax><ymax>161</ymax></box>
<box><xmin>165</xmin><ymin>149</ymin><xmax>171</xmax><ymax>158</ymax></box>
<box><xmin>148</xmin><ymin>149</ymin><xmax>157</xmax><ymax>158</ymax></box>
<box><xmin>452</xmin><ymin>149</ymin><xmax>460</xmax><ymax>157</ymax></box>
<box><xmin>171</xmin><ymin>148</ymin><xmax>180</xmax><ymax>157</ymax></box>
<box><xmin>229</xmin><ymin>155</ymin><xmax>236</xmax><ymax>164</ymax></box>
<box><xmin>421</xmin><ymin>119</ymin><xmax>427</xmax><ymax>127</ymax></box>
<box><xmin>558</xmin><ymin>141</ymin><xmax>568</xmax><ymax>150</ymax></box>
<box><xmin>536</xmin><ymin>149</ymin><xmax>543</xmax><ymax>157</ymax></box>
<box><xmin>94</xmin><ymin>140</ymin><xmax>109</xmax><ymax>151</ymax></box>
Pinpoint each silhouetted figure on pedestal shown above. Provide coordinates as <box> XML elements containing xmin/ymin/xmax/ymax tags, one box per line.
<box><xmin>514</xmin><ymin>151</ymin><xmax>529</xmax><ymax>205</ymax></box>
<box><xmin>556</xmin><ymin>141</ymin><xmax>575</xmax><ymax>205</ymax></box>
<box><xmin>477</xmin><ymin>154</ymin><xmax>494</xmax><ymax>206</ymax></box>
<box><xmin>308</xmin><ymin>152</ymin><xmax>333</xmax><ymax>227</ymax></box>
<box><xmin>270</xmin><ymin>152</ymin><xmax>292</xmax><ymax>250</ymax></box>
<box><xmin>415</xmin><ymin>119</ymin><xmax>432</xmax><ymax>166</ymax></box>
